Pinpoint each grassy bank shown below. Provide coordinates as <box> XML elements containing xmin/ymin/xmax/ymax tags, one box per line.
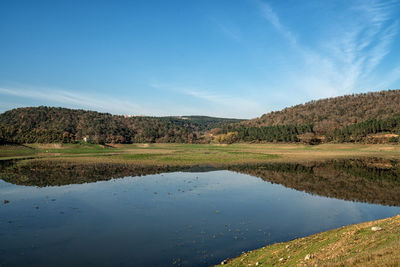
<box><xmin>1</xmin><ymin>143</ymin><xmax>400</xmax><ymax>166</ymax></box>
<box><xmin>220</xmin><ymin>214</ymin><xmax>400</xmax><ymax>266</ymax></box>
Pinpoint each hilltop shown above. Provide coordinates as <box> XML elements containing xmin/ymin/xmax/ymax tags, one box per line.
<box><xmin>0</xmin><ymin>106</ymin><xmax>242</xmax><ymax>144</ymax></box>
<box><xmin>246</xmin><ymin>89</ymin><xmax>400</xmax><ymax>134</ymax></box>
<box><xmin>217</xmin><ymin>89</ymin><xmax>400</xmax><ymax>144</ymax></box>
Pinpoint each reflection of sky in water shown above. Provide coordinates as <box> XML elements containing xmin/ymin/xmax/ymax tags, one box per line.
<box><xmin>1</xmin><ymin>170</ymin><xmax>400</xmax><ymax>266</ymax></box>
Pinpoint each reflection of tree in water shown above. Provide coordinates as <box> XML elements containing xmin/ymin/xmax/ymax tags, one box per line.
<box><xmin>1</xmin><ymin>158</ymin><xmax>399</xmax><ymax>206</ymax></box>
<box><xmin>229</xmin><ymin>158</ymin><xmax>400</xmax><ymax>207</ymax></box>
<box><xmin>0</xmin><ymin>160</ymin><xmax>188</xmax><ymax>187</ymax></box>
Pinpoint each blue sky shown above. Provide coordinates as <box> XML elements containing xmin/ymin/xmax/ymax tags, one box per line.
<box><xmin>1</xmin><ymin>0</ymin><xmax>400</xmax><ymax>118</ymax></box>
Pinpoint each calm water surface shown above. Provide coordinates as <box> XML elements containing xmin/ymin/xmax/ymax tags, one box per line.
<box><xmin>1</xmin><ymin>170</ymin><xmax>400</xmax><ymax>266</ymax></box>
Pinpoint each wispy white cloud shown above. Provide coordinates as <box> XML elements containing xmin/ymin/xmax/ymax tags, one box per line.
<box><xmin>183</xmin><ymin>88</ymin><xmax>257</xmax><ymax>108</ymax></box>
<box><xmin>0</xmin><ymin>86</ymin><xmax>145</xmax><ymax>115</ymax></box>
<box><xmin>375</xmin><ymin>66</ymin><xmax>400</xmax><ymax>89</ymax></box>
<box><xmin>211</xmin><ymin>18</ymin><xmax>242</xmax><ymax>42</ymax></box>
<box><xmin>217</xmin><ymin>22</ymin><xmax>241</xmax><ymax>41</ymax></box>
<box><xmin>0</xmin><ymin>84</ymin><xmax>262</xmax><ymax>118</ymax></box>
<box><xmin>149</xmin><ymin>82</ymin><xmax>263</xmax><ymax>118</ymax></box>
<box><xmin>207</xmin><ymin>13</ymin><xmax>242</xmax><ymax>42</ymax></box>
<box><xmin>256</xmin><ymin>0</ymin><xmax>400</xmax><ymax>99</ymax></box>
<box><xmin>256</xmin><ymin>0</ymin><xmax>297</xmax><ymax>45</ymax></box>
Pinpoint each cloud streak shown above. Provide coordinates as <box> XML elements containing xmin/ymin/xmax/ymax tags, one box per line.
<box><xmin>215</xmin><ymin>20</ymin><xmax>241</xmax><ymax>41</ymax></box>
<box><xmin>256</xmin><ymin>0</ymin><xmax>400</xmax><ymax>99</ymax></box>
<box><xmin>256</xmin><ymin>1</ymin><xmax>297</xmax><ymax>45</ymax></box>
<box><xmin>0</xmin><ymin>84</ymin><xmax>262</xmax><ymax>118</ymax></box>
<box><xmin>0</xmin><ymin>86</ymin><xmax>145</xmax><ymax>115</ymax></box>
<box><xmin>149</xmin><ymin>82</ymin><xmax>263</xmax><ymax>118</ymax></box>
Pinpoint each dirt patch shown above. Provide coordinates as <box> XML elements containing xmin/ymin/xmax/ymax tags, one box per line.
<box><xmin>369</xmin><ymin>133</ymin><xmax>399</xmax><ymax>138</ymax></box>
<box><xmin>107</xmin><ymin>144</ymin><xmax>126</xmax><ymax>148</ymax></box>
<box><xmin>35</xmin><ymin>144</ymin><xmax>63</xmax><ymax>149</ymax></box>
<box><xmin>124</xmin><ymin>149</ymin><xmax>175</xmax><ymax>154</ymax></box>
<box><xmin>367</xmin><ymin>162</ymin><xmax>393</xmax><ymax>169</ymax></box>
<box><xmin>137</xmin><ymin>143</ymin><xmax>150</xmax><ymax>148</ymax></box>
<box><xmin>376</xmin><ymin>146</ymin><xmax>397</xmax><ymax>151</ymax></box>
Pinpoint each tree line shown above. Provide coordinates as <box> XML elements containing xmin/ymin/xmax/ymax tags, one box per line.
<box><xmin>215</xmin><ymin>124</ymin><xmax>314</xmax><ymax>143</ymax></box>
<box><xmin>330</xmin><ymin>115</ymin><xmax>400</xmax><ymax>143</ymax></box>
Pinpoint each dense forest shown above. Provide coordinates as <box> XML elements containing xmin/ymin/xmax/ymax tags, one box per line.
<box><xmin>213</xmin><ymin>90</ymin><xmax>400</xmax><ymax>144</ymax></box>
<box><xmin>216</xmin><ymin>124</ymin><xmax>315</xmax><ymax>143</ymax></box>
<box><xmin>1</xmin><ymin>90</ymin><xmax>400</xmax><ymax>144</ymax></box>
<box><xmin>0</xmin><ymin>107</ymin><xmax>241</xmax><ymax>144</ymax></box>
<box><xmin>245</xmin><ymin>90</ymin><xmax>400</xmax><ymax>132</ymax></box>
<box><xmin>158</xmin><ymin>116</ymin><xmax>243</xmax><ymax>132</ymax></box>
<box><xmin>215</xmin><ymin>115</ymin><xmax>400</xmax><ymax>144</ymax></box>
<box><xmin>331</xmin><ymin>115</ymin><xmax>400</xmax><ymax>143</ymax></box>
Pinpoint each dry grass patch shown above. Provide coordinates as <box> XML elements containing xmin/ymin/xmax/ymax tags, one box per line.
<box><xmin>123</xmin><ymin>148</ymin><xmax>176</xmax><ymax>154</ymax></box>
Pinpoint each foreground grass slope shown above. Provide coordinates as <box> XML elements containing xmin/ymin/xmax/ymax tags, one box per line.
<box><xmin>221</xmin><ymin>215</ymin><xmax>400</xmax><ymax>267</ymax></box>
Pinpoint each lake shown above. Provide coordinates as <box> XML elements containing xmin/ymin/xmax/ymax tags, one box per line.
<box><xmin>1</xmin><ymin>159</ymin><xmax>400</xmax><ymax>266</ymax></box>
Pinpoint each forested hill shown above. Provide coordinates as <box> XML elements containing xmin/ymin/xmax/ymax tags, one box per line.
<box><xmin>2</xmin><ymin>90</ymin><xmax>400</xmax><ymax>145</ymax></box>
<box><xmin>245</xmin><ymin>89</ymin><xmax>400</xmax><ymax>134</ymax></box>
<box><xmin>0</xmin><ymin>107</ymin><xmax>242</xmax><ymax>144</ymax></box>
<box><xmin>216</xmin><ymin>90</ymin><xmax>400</xmax><ymax>144</ymax></box>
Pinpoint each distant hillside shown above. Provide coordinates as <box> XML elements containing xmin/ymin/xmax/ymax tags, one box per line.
<box><xmin>0</xmin><ymin>107</ymin><xmax>242</xmax><ymax>144</ymax></box>
<box><xmin>246</xmin><ymin>89</ymin><xmax>400</xmax><ymax>134</ymax></box>
<box><xmin>216</xmin><ymin>90</ymin><xmax>400</xmax><ymax>144</ymax></box>
<box><xmin>2</xmin><ymin>90</ymin><xmax>400</xmax><ymax>145</ymax></box>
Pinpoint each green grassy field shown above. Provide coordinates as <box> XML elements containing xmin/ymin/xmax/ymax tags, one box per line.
<box><xmin>1</xmin><ymin>143</ymin><xmax>400</xmax><ymax>166</ymax></box>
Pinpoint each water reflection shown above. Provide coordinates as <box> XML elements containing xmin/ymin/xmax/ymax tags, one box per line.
<box><xmin>1</xmin><ymin>158</ymin><xmax>400</xmax><ymax>206</ymax></box>
<box><xmin>1</xmin><ymin>169</ymin><xmax>400</xmax><ymax>266</ymax></box>
<box><xmin>230</xmin><ymin>158</ymin><xmax>400</xmax><ymax>206</ymax></box>
<box><xmin>0</xmin><ymin>160</ymin><xmax>190</xmax><ymax>186</ymax></box>
<box><xmin>1</xmin><ymin>158</ymin><xmax>400</xmax><ymax>266</ymax></box>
